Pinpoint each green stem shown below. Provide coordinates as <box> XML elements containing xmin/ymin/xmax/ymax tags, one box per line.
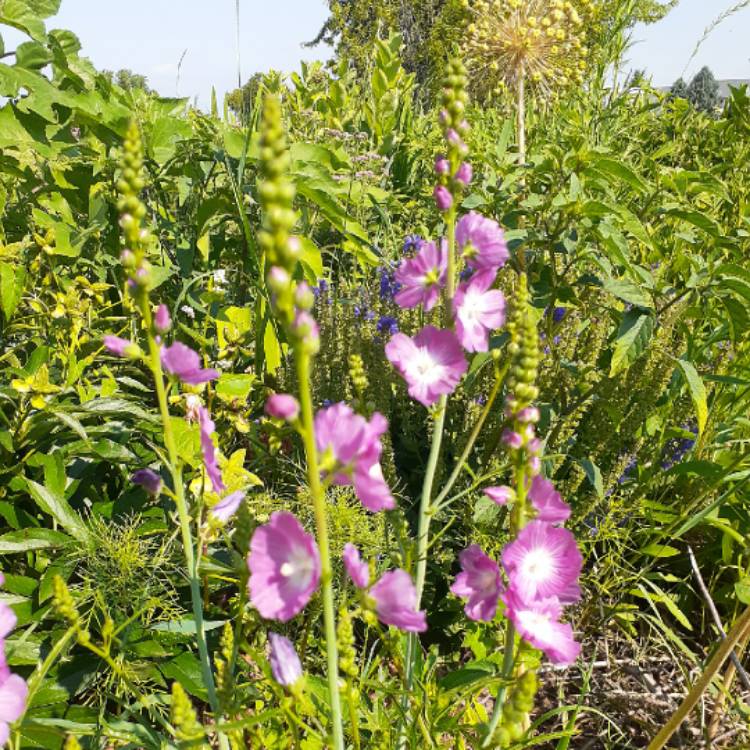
<box><xmin>296</xmin><ymin>352</ymin><xmax>345</xmax><ymax>750</ymax></box>
<box><xmin>484</xmin><ymin>427</ymin><xmax>528</xmax><ymax>745</ymax></box>
<box><xmin>140</xmin><ymin>303</ymin><xmax>223</xmax><ymax>737</ymax></box>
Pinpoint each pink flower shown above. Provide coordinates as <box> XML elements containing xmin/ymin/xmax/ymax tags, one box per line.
<box><xmin>456</xmin><ymin>212</ymin><xmax>509</xmax><ymax>272</ymax></box>
<box><xmin>315</xmin><ymin>404</ymin><xmax>395</xmax><ymax>512</ymax></box>
<box><xmin>292</xmin><ymin>311</ymin><xmax>320</xmax><ymax>353</ymax></box>
<box><xmin>435</xmin><ymin>156</ymin><xmax>450</xmax><ymax>175</ymax></box>
<box><xmin>434</xmin><ymin>185</ymin><xmax>453</xmax><ymax>212</ymax></box>
<box><xmin>455</xmin><ymin>162</ymin><xmax>473</xmax><ymax>186</ymax></box>
<box><xmin>502</xmin><ymin>587</ymin><xmax>581</xmax><ymax>665</ymax></box>
<box><xmin>517</xmin><ymin>406</ymin><xmax>540</xmax><ymax>424</ymax></box>
<box><xmin>198</xmin><ymin>406</ymin><xmax>225</xmax><ymax>494</ymax></box>
<box><xmin>528</xmin><ymin>476</ymin><xmax>570</xmax><ymax>524</ymax></box>
<box><xmin>343</xmin><ymin>543</ymin><xmax>370</xmax><ymax>588</ymax></box>
<box><xmin>210</xmin><ymin>490</ymin><xmax>245</xmax><ymax>523</ymax></box>
<box><xmin>385</xmin><ymin>326</ymin><xmax>468</xmax><ymax>407</ymax></box>
<box><xmin>154</xmin><ymin>304</ymin><xmax>171</xmax><ymax>334</ymax></box>
<box><xmin>453</xmin><ymin>272</ymin><xmax>506</xmax><ymax>352</ymax></box>
<box><xmin>0</xmin><ymin>602</ymin><xmax>16</xmax><ymax>640</ymax></box>
<box><xmin>248</xmin><ymin>511</ymin><xmax>321</xmax><ymax>622</ymax></box>
<box><xmin>161</xmin><ymin>342</ymin><xmax>219</xmax><ymax>385</ymax></box>
<box><xmin>266</xmin><ymin>394</ymin><xmax>300</xmax><ymax>421</ymax></box>
<box><xmin>394</xmin><ymin>240</ymin><xmax>447</xmax><ymax>312</ymax></box>
<box><xmin>185</xmin><ymin>394</ymin><xmax>202</xmax><ymax>422</ymax></box>
<box><xmin>103</xmin><ymin>335</ymin><xmax>134</xmax><ymax>357</ymax></box>
<box><xmin>268</xmin><ymin>633</ymin><xmax>303</xmax><ymax>687</ymax></box>
<box><xmin>0</xmin><ymin>668</ymin><xmax>27</xmax><ymax>745</ymax></box>
<box><xmin>450</xmin><ymin>545</ymin><xmax>503</xmax><ymax>621</ymax></box>
<box><xmin>370</xmin><ymin>570</ymin><xmax>427</xmax><ymax>632</ymax></box>
<box><xmin>502</xmin><ymin>521</ymin><xmax>582</xmax><ymax>601</ymax></box>
<box><xmin>484</xmin><ymin>486</ymin><xmax>515</xmax><ymax>506</ymax></box>
<box><xmin>502</xmin><ymin>429</ymin><xmax>523</xmax><ymax>449</ymax></box>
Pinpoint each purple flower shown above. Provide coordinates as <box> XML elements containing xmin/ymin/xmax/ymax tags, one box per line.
<box><xmin>154</xmin><ymin>304</ymin><xmax>171</xmax><ymax>334</ymax></box>
<box><xmin>502</xmin><ymin>429</ymin><xmax>523</xmax><ymax>449</ymax></box>
<box><xmin>161</xmin><ymin>342</ymin><xmax>219</xmax><ymax>385</ymax></box>
<box><xmin>268</xmin><ymin>633</ymin><xmax>303</xmax><ymax>687</ymax></box>
<box><xmin>502</xmin><ymin>587</ymin><xmax>581</xmax><ymax>666</ymax></box>
<box><xmin>502</xmin><ymin>521</ymin><xmax>582</xmax><ymax>601</ymax></box>
<box><xmin>198</xmin><ymin>406</ymin><xmax>225</xmax><ymax>493</ymax></box>
<box><xmin>517</xmin><ymin>406</ymin><xmax>540</xmax><ymax>424</ymax></box>
<box><xmin>248</xmin><ymin>511</ymin><xmax>321</xmax><ymax>622</ymax></box>
<box><xmin>528</xmin><ymin>476</ymin><xmax>570</xmax><ymax>524</ymax></box>
<box><xmin>266</xmin><ymin>394</ymin><xmax>300</xmax><ymax>421</ymax></box>
<box><xmin>343</xmin><ymin>543</ymin><xmax>370</xmax><ymax>588</ymax></box>
<box><xmin>131</xmin><ymin>468</ymin><xmax>162</xmax><ymax>495</ymax></box>
<box><xmin>379</xmin><ymin>266</ymin><xmax>399</xmax><ymax>301</ymax></box>
<box><xmin>315</xmin><ymin>404</ymin><xmax>395</xmax><ymax>512</ymax></box>
<box><xmin>552</xmin><ymin>307</ymin><xmax>566</xmax><ymax>324</ymax></box>
<box><xmin>103</xmin><ymin>335</ymin><xmax>135</xmax><ymax>357</ymax></box>
<box><xmin>370</xmin><ymin>570</ymin><xmax>427</xmax><ymax>632</ymax></box>
<box><xmin>0</xmin><ymin>668</ymin><xmax>27</xmax><ymax>745</ymax></box>
<box><xmin>394</xmin><ymin>240</ymin><xmax>447</xmax><ymax>312</ymax></box>
<box><xmin>484</xmin><ymin>486</ymin><xmax>515</xmax><ymax>505</ymax></box>
<box><xmin>450</xmin><ymin>545</ymin><xmax>503</xmax><ymax>621</ymax></box>
<box><xmin>210</xmin><ymin>490</ymin><xmax>245</xmax><ymax>523</ymax></box>
<box><xmin>385</xmin><ymin>326</ymin><xmax>468</xmax><ymax>407</ymax></box>
<box><xmin>377</xmin><ymin>316</ymin><xmax>399</xmax><ymax>336</ymax></box>
<box><xmin>434</xmin><ymin>185</ymin><xmax>453</xmax><ymax>212</ymax></box>
<box><xmin>456</xmin><ymin>212</ymin><xmax>509</xmax><ymax>273</ymax></box>
<box><xmin>453</xmin><ymin>271</ymin><xmax>506</xmax><ymax>352</ymax></box>
<box><xmin>455</xmin><ymin>162</ymin><xmax>473</xmax><ymax>186</ymax></box>
<box><xmin>402</xmin><ymin>234</ymin><xmax>423</xmax><ymax>256</ymax></box>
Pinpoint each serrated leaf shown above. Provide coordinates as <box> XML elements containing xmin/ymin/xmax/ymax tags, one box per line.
<box><xmin>610</xmin><ymin>311</ymin><xmax>654</xmax><ymax>376</ymax></box>
<box><xmin>676</xmin><ymin>360</ymin><xmax>708</xmax><ymax>435</ymax></box>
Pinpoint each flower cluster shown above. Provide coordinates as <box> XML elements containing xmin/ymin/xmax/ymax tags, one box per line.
<box><xmin>0</xmin><ymin>574</ymin><xmax>28</xmax><ymax>743</ymax></box>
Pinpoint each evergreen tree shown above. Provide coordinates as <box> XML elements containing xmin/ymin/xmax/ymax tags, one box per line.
<box><xmin>687</xmin><ymin>66</ymin><xmax>720</xmax><ymax>113</ymax></box>
<box><xmin>669</xmin><ymin>77</ymin><xmax>688</xmax><ymax>100</ymax></box>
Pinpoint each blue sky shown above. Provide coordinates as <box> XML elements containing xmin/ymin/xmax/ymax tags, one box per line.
<box><xmin>3</xmin><ymin>0</ymin><xmax>749</xmax><ymax>107</ymax></box>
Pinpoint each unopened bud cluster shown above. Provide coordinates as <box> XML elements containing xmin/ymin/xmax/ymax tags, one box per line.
<box><xmin>434</xmin><ymin>58</ymin><xmax>472</xmax><ymax>213</ymax></box>
<box><xmin>492</xmin><ymin>668</ymin><xmax>537</xmax><ymax>747</ymax></box>
<box><xmin>259</xmin><ymin>96</ymin><xmax>320</xmax><ymax>356</ymax></box>
<box><xmin>505</xmin><ymin>275</ymin><xmax>540</xmax><ymax>413</ymax></box>
<box><xmin>170</xmin><ymin>681</ymin><xmax>205</xmax><ymax>743</ymax></box>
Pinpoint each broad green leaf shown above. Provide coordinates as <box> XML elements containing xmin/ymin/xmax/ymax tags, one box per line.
<box><xmin>676</xmin><ymin>360</ymin><xmax>708</xmax><ymax>435</ymax></box>
<box><xmin>580</xmin><ymin>458</ymin><xmax>604</xmax><ymax>499</ymax></box>
<box><xmin>609</xmin><ymin>311</ymin><xmax>654</xmax><ymax>376</ymax></box>
<box><xmin>603</xmin><ymin>278</ymin><xmax>653</xmax><ymax>309</ymax></box>
<box><xmin>216</xmin><ymin>374</ymin><xmax>256</xmax><ymax>404</ymax></box>
<box><xmin>0</xmin><ymin>261</ymin><xmax>25</xmax><ymax>321</ymax></box>
<box><xmin>641</xmin><ymin>543</ymin><xmax>681</xmax><ymax>558</ymax></box>
<box><xmin>24</xmin><ymin>479</ymin><xmax>89</xmax><ymax>542</ymax></box>
<box><xmin>297</xmin><ymin>236</ymin><xmax>322</xmax><ymax>282</ymax></box>
<box><xmin>0</xmin><ymin>528</ymin><xmax>71</xmax><ymax>553</ymax></box>
<box><xmin>589</xmin><ymin>156</ymin><xmax>648</xmax><ymax>194</ymax></box>
<box><xmin>159</xmin><ymin>653</ymin><xmax>207</xmax><ymax>700</ymax></box>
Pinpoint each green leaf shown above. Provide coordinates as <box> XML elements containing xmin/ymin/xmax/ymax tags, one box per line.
<box><xmin>641</xmin><ymin>543</ymin><xmax>681</xmax><ymax>558</ymax></box>
<box><xmin>297</xmin><ymin>236</ymin><xmax>322</xmax><ymax>282</ymax></box>
<box><xmin>23</xmin><ymin>480</ymin><xmax>88</xmax><ymax>542</ymax></box>
<box><xmin>160</xmin><ymin>653</ymin><xmax>207</xmax><ymax>700</ymax></box>
<box><xmin>676</xmin><ymin>360</ymin><xmax>708</xmax><ymax>436</ymax></box>
<box><xmin>589</xmin><ymin>156</ymin><xmax>648</xmax><ymax>194</ymax></box>
<box><xmin>216</xmin><ymin>374</ymin><xmax>256</xmax><ymax>404</ymax></box>
<box><xmin>603</xmin><ymin>278</ymin><xmax>653</xmax><ymax>309</ymax></box>
<box><xmin>610</xmin><ymin>311</ymin><xmax>654</xmax><ymax>376</ymax></box>
<box><xmin>151</xmin><ymin>619</ymin><xmax>227</xmax><ymax>634</ymax></box>
<box><xmin>0</xmin><ymin>528</ymin><xmax>71</xmax><ymax>553</ymax></box>
<box><xmin>580</xmin><ymin>458</ymin><xmax>604</xmax><ymax>499</ymax></box>
<box><xmin>0</xmin><ymin>261</ymin><xmax>26</xmax><ymax>321</ymax></box>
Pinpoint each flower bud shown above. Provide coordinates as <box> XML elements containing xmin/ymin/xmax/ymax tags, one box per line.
<box><xmin>266</xmin><ymin>393</ymin><xmax>300</xmax><ymax>421</ymax></box>
<box><xmin>435</xmin><ymin>156</ymin><xmax>450</xmax><ymax>175</ymax></box>
<box><xmin>434</xmin><ymin>185</ymin><xmax>453</xmax><ymax>212</ymax></box>
<box><xmin>484</xmin><ymin>486</ymin><xmax>516</xmax><ymax>505</ymax></box>
<box><xmin>267</xmin><ymin>266</ymin><xmax>291</xmax><ymax>293</ymax></box>
<box><xmin>154</xmin><ymin>304</ymin><xmax>171</xmax><ymax>334</ymax></box>
<box><xmin>455</xmin><ymin>162</ymin><xmax>473</xmax><ymax>186</ymax></box>
<box><xmin>294</xmin><ymin>282</ymin><xmax>315</xmax><ymax>311</ymax></box>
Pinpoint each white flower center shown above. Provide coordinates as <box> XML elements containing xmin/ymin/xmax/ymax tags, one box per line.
<box><xmin>517</xmin><ymin>609</ymin><xmax>555</xmax><ymax>643</ymax></box>
<box><xmin>408</xmin><ymin>347</ymin><xmax>443</xmax><ymax>384</ymax></box>
<box><xmin>477</xmin><ymin>569</ymin><xmax>497</xmax><ymax>595</ymax></box>
<box><xmin>460</xmin><ymin>289</ymin><xmax>484</xmax><ymax>324</ymax></box>
<box><xmin>519</xmin><ymin>547</ymin><xmax>555</xmax><ymax>584</ymax></box>
<box><xmin>280</xmin><ymin>545</ymin><xmax>315</xmax><ymax>587</ymax></box>
<box><xmin>280</xmin><ymin>563</ymin><xmax>294</xmax><ymax>577</ymax></box>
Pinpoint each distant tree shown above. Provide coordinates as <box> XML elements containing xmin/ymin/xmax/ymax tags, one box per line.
<box><xmin>102</xmin><ymin>68</ymin><xmax>152</xmax><ymax>93</ymax></box>
<box><xmin>687</xmin><ymin>66</ymin><xmax>719</xmax><ymax>113</ymax></box>
<box><xmin>626</xmin><ymin>69</ymin><xmax>648</xmax><ymax>89</ymax></box>
<box><xmin>226</xmin><ymin>73</ymin><xmax>266</xmax><ymax>123</ymax></box>
<box><xmin>669</xmin><ymin>77</ymin><xmax>689</xmax><ymax>100</ymax></box>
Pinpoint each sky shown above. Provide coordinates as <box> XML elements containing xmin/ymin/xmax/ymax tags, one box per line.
<box><xmin>2</xmin><ymin>0</ymin><xmax>749</xmax><ymax>107</ymax></box>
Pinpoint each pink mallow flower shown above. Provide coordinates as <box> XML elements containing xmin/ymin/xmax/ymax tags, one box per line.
<box><xmin>0</xmin><ymin>603</ymin><xmax>27</xmax><ymax>745</ymax></box>
<box><xmin>370</xmin><ymin>570</ymin><xmax>427</xmax><ymax>633</ymax></box>
<box><xmin>161</xmin><ymin>342</ymin><xmax>219</xmax><ymax>385</ymax></box>
<box><xmin>456</xmin><ymin>212</ymin><xmax>509</xmax><ymax>273</ymax></box>
<box><xmin>248</xmin><ymin>511</ymin><xmax>321</xmax><ymax>622</ymax></box>
<box><xmin>315</xmin><ymin>404</ymin><xmax>395</xmax><ymax>512</ymax></box>
<box><xmin>154</xmin><ymin>304</ymin><xmax>171</xmax><ymax>334</ymax></box>
<box><xmin>453</xmin><ymin>272</ymin><xmax>506</xmax><ymax>352</ymax></box>
<box><xmin>103</xmin><ymin>335</ymin><xmax>137</xmax><ymax>357</ymax></box>
<box><xmin>385</xmin><ymin>326</ymin><xmax>467</xmax><ymax>407</ymax></box>
<box><xmin>451</xmin><ymin>545</ymin><xmax>503</xmax><ymax>621</ymax></box>
<box><xmin>210</xmin><ymin>490</ymin><xmax>245</xmax><ymax>524</ymax></box>
<box><xmin>484</xmin><ymin>486</ymin><xmax>515</xmax><ymax>506</ymax></box>
<box><xmin>268</xmin><ymin>632</ymin><xmax>303</xmax><ymax>687</ymax></box>
<box><xmin>502</xmin><ymin>521</ymin><xmax>582</xmax><ymax>601</ymax></box>
<box><xmin>528</xmin><ymin>476</ymin><xmax>571</xmax><ymax>524</ymax></box>
<box><xmin>502</xmin><ymin>587</ymin><xmax>581</xmax><ymax>665</ymax></box>
<box><xmin>198</xmin><ymin>406</ymin><xmax>226</xmax><ymax>494</ymax></box>
<box><xmin>394</xmin><ymin>240</ymin><xmax>447</xmax><ymax>312</ymax></box>
<box><xmin>343</xmin><ymin>543</ymin><xmax>370</xmax><ymax>589</ymax></box>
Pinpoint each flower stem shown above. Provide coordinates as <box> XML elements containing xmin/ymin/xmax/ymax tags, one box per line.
<box><xmin>140</xmin><ymin>303</ymin><xmax>223</xmax><ymax>734</ymax></box>
<box><xmin>296</xmin><ymin>352</ymin><xmax>345</xmax><ymax>750</ymax></box>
